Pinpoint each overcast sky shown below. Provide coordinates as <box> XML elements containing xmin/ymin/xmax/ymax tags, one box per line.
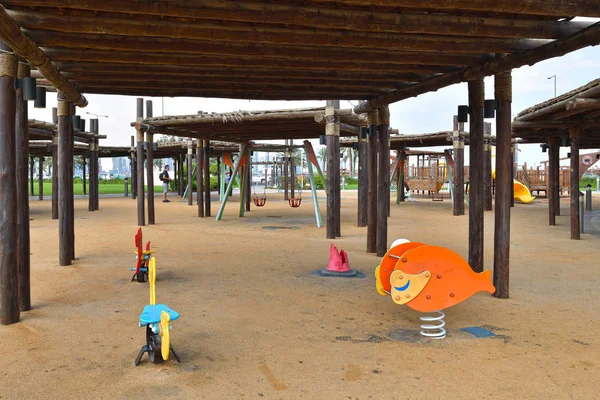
<box><xmin>28</xmin><ymin>38</ymin><xmax>600</xmax><ymax>168</ymax></box>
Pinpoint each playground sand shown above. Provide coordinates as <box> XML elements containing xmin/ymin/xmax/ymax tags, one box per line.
<box><xmin>0</xmin><ymin>192</ymin><xmax>598</xmax><ymax>399</ymax></box>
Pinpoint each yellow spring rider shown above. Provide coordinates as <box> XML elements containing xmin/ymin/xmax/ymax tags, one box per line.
<box><xmin>134</xmin><ymin>257</ymin><xmax>181</xmax><ymax>366</ymax></box>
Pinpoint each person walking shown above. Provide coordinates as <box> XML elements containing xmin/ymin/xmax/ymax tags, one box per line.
<box><xmin>160</xmin><ymin>165</ymin><xmax>172</xmax><ymax>202</ymax></box>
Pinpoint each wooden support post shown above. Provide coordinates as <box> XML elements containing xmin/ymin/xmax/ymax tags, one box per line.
<box><xmin>93</xmin><ymin>126</ymin><xmax>98</xmax><ymax>211</ymax></box>
<box><xmin>484</xmin><ymin>122</ymin><xmax>493</xmax><ymax>211</ymax></box>
<box><xmin>197</xmin><ymin>140</ymin><xmax>204</xmax><ymax>217</ymax></box>
<box><xmin>570</xmin><ymin>126</ymin><xmax>580</xmax><ymax>240</ymax></box>
<box><xmin>493</xmin><ymin>70</ymin><xmax>512</xmax><ymax>299</ymax></box>
<box><xmin>0</xmin><ymin>46</ymin><xmax>19</xmax><ymax>324</ymax></box>
<box><xmin>399</xmin><ymin>150</ymin><xmax>406</xmax><ymax>203</ymax></box>
<box><xmin>16</xmin><ymin>62</ymin><xmax>31</xmax><ymax>312</ymax></box>
<box><xmin>217</xmin><ymin>157</ymin><xmax>221</xmax><ymax>196</ymax></box>
<box><xmin>204</xmin><ymin>140</ymin><xmax>211</xmax><ymax>216</ymax></box>
<box><xmin>57</xmin><ymin>97</ymin><xmax>73</xmax><ymax>266</ymax></box>
<box><xmin>90</xmin><ymin>136</ymin><xmax>96</xmax><ymax>211</ymax></box>
<box><xmin>29</xmin><ymin>157</ymin><xmax>34</xmax><ymax>196</ymax></box>
<box><xmin>357</xmin><ymin>131</ymin><xmax>368</xmax><ymax>227</ymax></box>
<box><xmin>173</xmin><ymin>155</ymin><xmax>178</xmax><ymax>196</ymax></box>
<box><xmin>452</xmin><ymin>117</ymin><xmax>465</xmax><ymax>215</ymax></box>
<box><xmin>325</xmin><ymin>106</ymin><xmax>336</xmax><ymax>239</ymax></box>
<box><xmin>88</xmin><ymin>128</ymin><xmax>95</xmax><ymax>211</ymax></box>
<box><xmin>328</xmin><ymin>99</ymin><xmax>342</xmax><ymax>237</ymax></box>
<box><xmin>334</xmin><ymin>128</ymin><xmax>341</xmax><ymax>237</ymax></box>
<box><xmin>82</xmin><ymin>155</ymin><xmax>86</xmax><ymax>195</ymax></box>
<box><xmin>146</xmin><ymin>100</ymin><xmax>155</xmax><ymax>224</ymax></box>
<box><xmin>395</xmin><ymin>150</ymin><xmax>401</xmax><ymax>204</ymax></box>
<box><xmin>548</xmin><ymin>137</ymin><xmax>558</xmax><ymax>226</ymax></box>
<box><xmin>246</xmin><ymin>149</ymin><xmax>251</xmax><ymax>212</ymax></box>
<box><xmin>377</xmin><ymin>106</ymin><xmax>390</xmax><ymax>257</ymax></box>
<box><xmin>94</xmin><ymin>140</ymin><xmax>98</xmax><ymax>211</ymax></box>
<box><xmin>187</xmin><ymin>140</ymin><xmax>193</xmax><ymax>206</ymax></box>
<box><xmin>130</xmin><ymin>135</ymin><xmax>136</xmax><ymax>200</ymax></box>
<box><xmin>289</xmin><ymin>139</ymin><xmax>296</xmax><ymax>199</ymax></box>
<box><xmin>38</xmin><ymin>156</ymin><xmax>44</xmax><ymax>200</ymax></box>
<box><xmin>92</xmin><ymin>137</ymin><xmax>99</xmax><ymax>210</ymax></box>
<box><xmin>552</xmin><ymin>139</ymin><xmax>560</xmax><ymax>217</ymax></box>
<box><xmin>483</xmin><ymin>139</ymin><xmax>491</xmax><ymax>210</ymax></box>
<box><xmin>178</xmin><ymin>155</ymin><xmax>184</xmax><ymax>197</ymax></box>
<box><xmin>69</xmin><ymin>105</ymin><xmax>76</xmax><ymax>261</ymax></box>
<box><xmin>51</xmin><ymin>107</ymin><xmax>58</xmax><ymax>219</ymax></box>
<box><xmin>284</xmin><ymin>141</ymin><xmax>289</xmax><ymax>201</ymax></box>
<box><xmin>271</xmin><ymin>162</ymin><xmax>275</xmax><ymax>192</ymax></box>
<box><xmin>136</xmin><ymin>98</ymin><xmax>145</xmax><ymax>226</ymax></box>
<box><xmin>367</xmin><ymin>110</ymin><xmax>379</xmax><ymax>253</ymax></box>
<box><xmin>511</xmin><ymin>145</ymin><xmax>515</xmax><ymax>207</ymax></box>
<box><xmin>468</xmin><ymin>78</ymin><xmax>485</xmax><ymax>273</ymax></box>
<box><xmin>94</xmin><ymin>139</ymin><xmax>98</xmax><ymax>210</ymax></box>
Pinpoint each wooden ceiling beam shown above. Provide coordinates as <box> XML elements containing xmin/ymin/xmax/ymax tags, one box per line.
<box><xmin>145</xmin><ymin>110</ymin><xmax>352</xmax><ymax>128</ymax></box>
<box><xmin>73</xmin><ymin>87</ymin><xmax>372</xmax><ymax>101</ymax></box>
<box><xmin>27</xmin><ymin>31</ymin><xmax>486</xmax><ymax>67</ymax></box>
<box><xmin>302</xmin><ymin>0</ymin><xmax>600</xmax><ymax>17</ymax></box>
<box><xmin>38</xmin><ymin>79</ymin><xmax>390</xmax><ymax>97</ymax></box>
<box><xmin>37</xmin><ymin>75</ymin><xmax>408</xmax><ymax>91</ymax></box>
<box><xmin>356</xmin><ymin>21</ymin><xmax>600</xmax><ymax>113</ymax></box>
<box><xmin>50</xmin><ymin>62</ymin><xmax>443</xmax><ymax>80</ymax></box>
<box><xmin>43</xmin><ymin>49</ymin><xmax>455</xmax><ymax>73</ymax></box>
<box><xmin>31</xmin><ymin>71</ymin><xmax>420</xmax><ymax>89</ymax></box>
<box><xmin>8</xmin><ymin>10</ymin><xmax>551</xmax><ymax>54</ymax></box>
<box><xmin>0</xmin><ymin>7</ymin><xmax>87</xmax><ymax>106</ymax></box>
<box><xmin>3</xmin><ymin>0</ymin><xmax>594</xmax><ymax>38</ymax></box>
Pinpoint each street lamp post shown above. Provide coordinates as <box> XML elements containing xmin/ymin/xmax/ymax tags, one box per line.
<box><xmin>547</xmin><ymin>75</ymin><xmax>557</xmax><ymax>98</ymax></box>
<box><xmin>85</xmin><ymin>111</ymin><xmax>109</xmax><ymax>119</ymax></box>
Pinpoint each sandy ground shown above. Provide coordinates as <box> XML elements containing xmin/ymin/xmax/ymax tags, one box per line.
<box><xmin>1</xmin><ymin>190</ymin><xmax>598</xmax><ymax>400</ymax></box>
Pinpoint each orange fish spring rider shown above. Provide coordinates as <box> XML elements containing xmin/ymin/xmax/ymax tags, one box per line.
<box><xmin>375</xmin><ymin>239</ymin><xmax>495</xmax><ymax>339</ymax></box>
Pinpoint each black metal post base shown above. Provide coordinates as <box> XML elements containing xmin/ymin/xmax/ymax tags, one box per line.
<box><xmin>134</xmin><ymin>342</ymin><xmax>181</xmax><ymax>366</ymax></box>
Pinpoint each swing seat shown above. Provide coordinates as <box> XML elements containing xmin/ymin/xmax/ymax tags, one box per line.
<box><xmin>253</xmin><ymin>197</ymin><xmax>266</xmax><ymax>207</ymax></box>
<box><xmin>289</xmin><ymin>198</ymin><xmax>302</xmax><ymax>208</ymax></box>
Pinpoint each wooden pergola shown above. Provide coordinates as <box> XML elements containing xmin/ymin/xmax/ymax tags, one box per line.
<box><xmin>132</xmin><ymin>106</ymin><xmax>361</xmax><ymax>225</ymax></box>
<box><xmin>513</xmin><ymin>78</ymin><xmax>600</xmax><ymax>240</ymax></box>
<box><xmin>27</xmin><ymin>117</ymin><xmax>105</xmax><ymax>219</ymax></box>
<box><xmin>1</xmin><ymin>2</ymin><xmax>600</xmax><ymax>324</ymax></box>
<box><xmin>341</xmin><ymin>121</ymin><xmax>498</xmax><ymax>211</ymax></box>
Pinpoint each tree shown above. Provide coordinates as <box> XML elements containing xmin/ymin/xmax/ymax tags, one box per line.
<box><xmin>74</xmin><ymin>156</ymin><xmax>85</xmax><ymax>175</ymax></box>
<box><xmin>43</xmin><ymin>156</ymin><xmax>52</xmax><ymax>177</ymax></box>
<box><xmin>342</xmin><ymin>147</ymin><xmax>354</xmax><ymax>176</ymax></box>
<box><xmin>316</xmin><ymin>147</ymin><xmax>328</xmax><ymax>173</ymax></box>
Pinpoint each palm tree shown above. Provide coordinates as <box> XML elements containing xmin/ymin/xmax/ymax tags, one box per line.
<box><xmin>316</xmin><ymin>147</ymin><xmax>328</xmax><ymax>173</ymax></box>
<box><xmin>74</xmin><ymin>155</ymin><xmax>85</xmax><ymax>176</ymax></box>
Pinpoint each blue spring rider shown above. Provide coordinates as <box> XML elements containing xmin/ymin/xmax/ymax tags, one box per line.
<box><xmin>134</xmin><ymin>257</ymin><xmax>181</xmax><ymax>366</ymax></box>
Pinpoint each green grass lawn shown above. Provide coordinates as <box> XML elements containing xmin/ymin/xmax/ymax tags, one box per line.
<box><xmin>30</xmin><ymin>181</ymin><xmax>162</xmax><ymax>196</ymax></box>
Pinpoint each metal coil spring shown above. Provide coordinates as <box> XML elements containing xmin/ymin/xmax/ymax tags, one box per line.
<box><xmin>420</xmin><ymin>310</ymin><xmax>446</xmax><ymax>339</ymax></box>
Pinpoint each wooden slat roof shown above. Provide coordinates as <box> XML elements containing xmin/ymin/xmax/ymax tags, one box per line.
<box><xmin>2</xmin><ymin>1</ymin><xmax>600</xmax><ymax>103</ymax></box>
<box><xmin>135</xmin><ymin>107</ymin><xmax>362</xmax><ymax>142</ymax></box>
<box><xmin>513</xmin><ymin>79</ymin><xmax>600</xmax><ymax>148</ymax></box>
<box><xmin>28</xmin><ymin>138</ymin><xmax>298</xmax><ymax>158</ymax></box>
<box><xmin>341</xmin><ymin>131</ymin><xmax>497</xmax><ymax>149</ymax></box>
